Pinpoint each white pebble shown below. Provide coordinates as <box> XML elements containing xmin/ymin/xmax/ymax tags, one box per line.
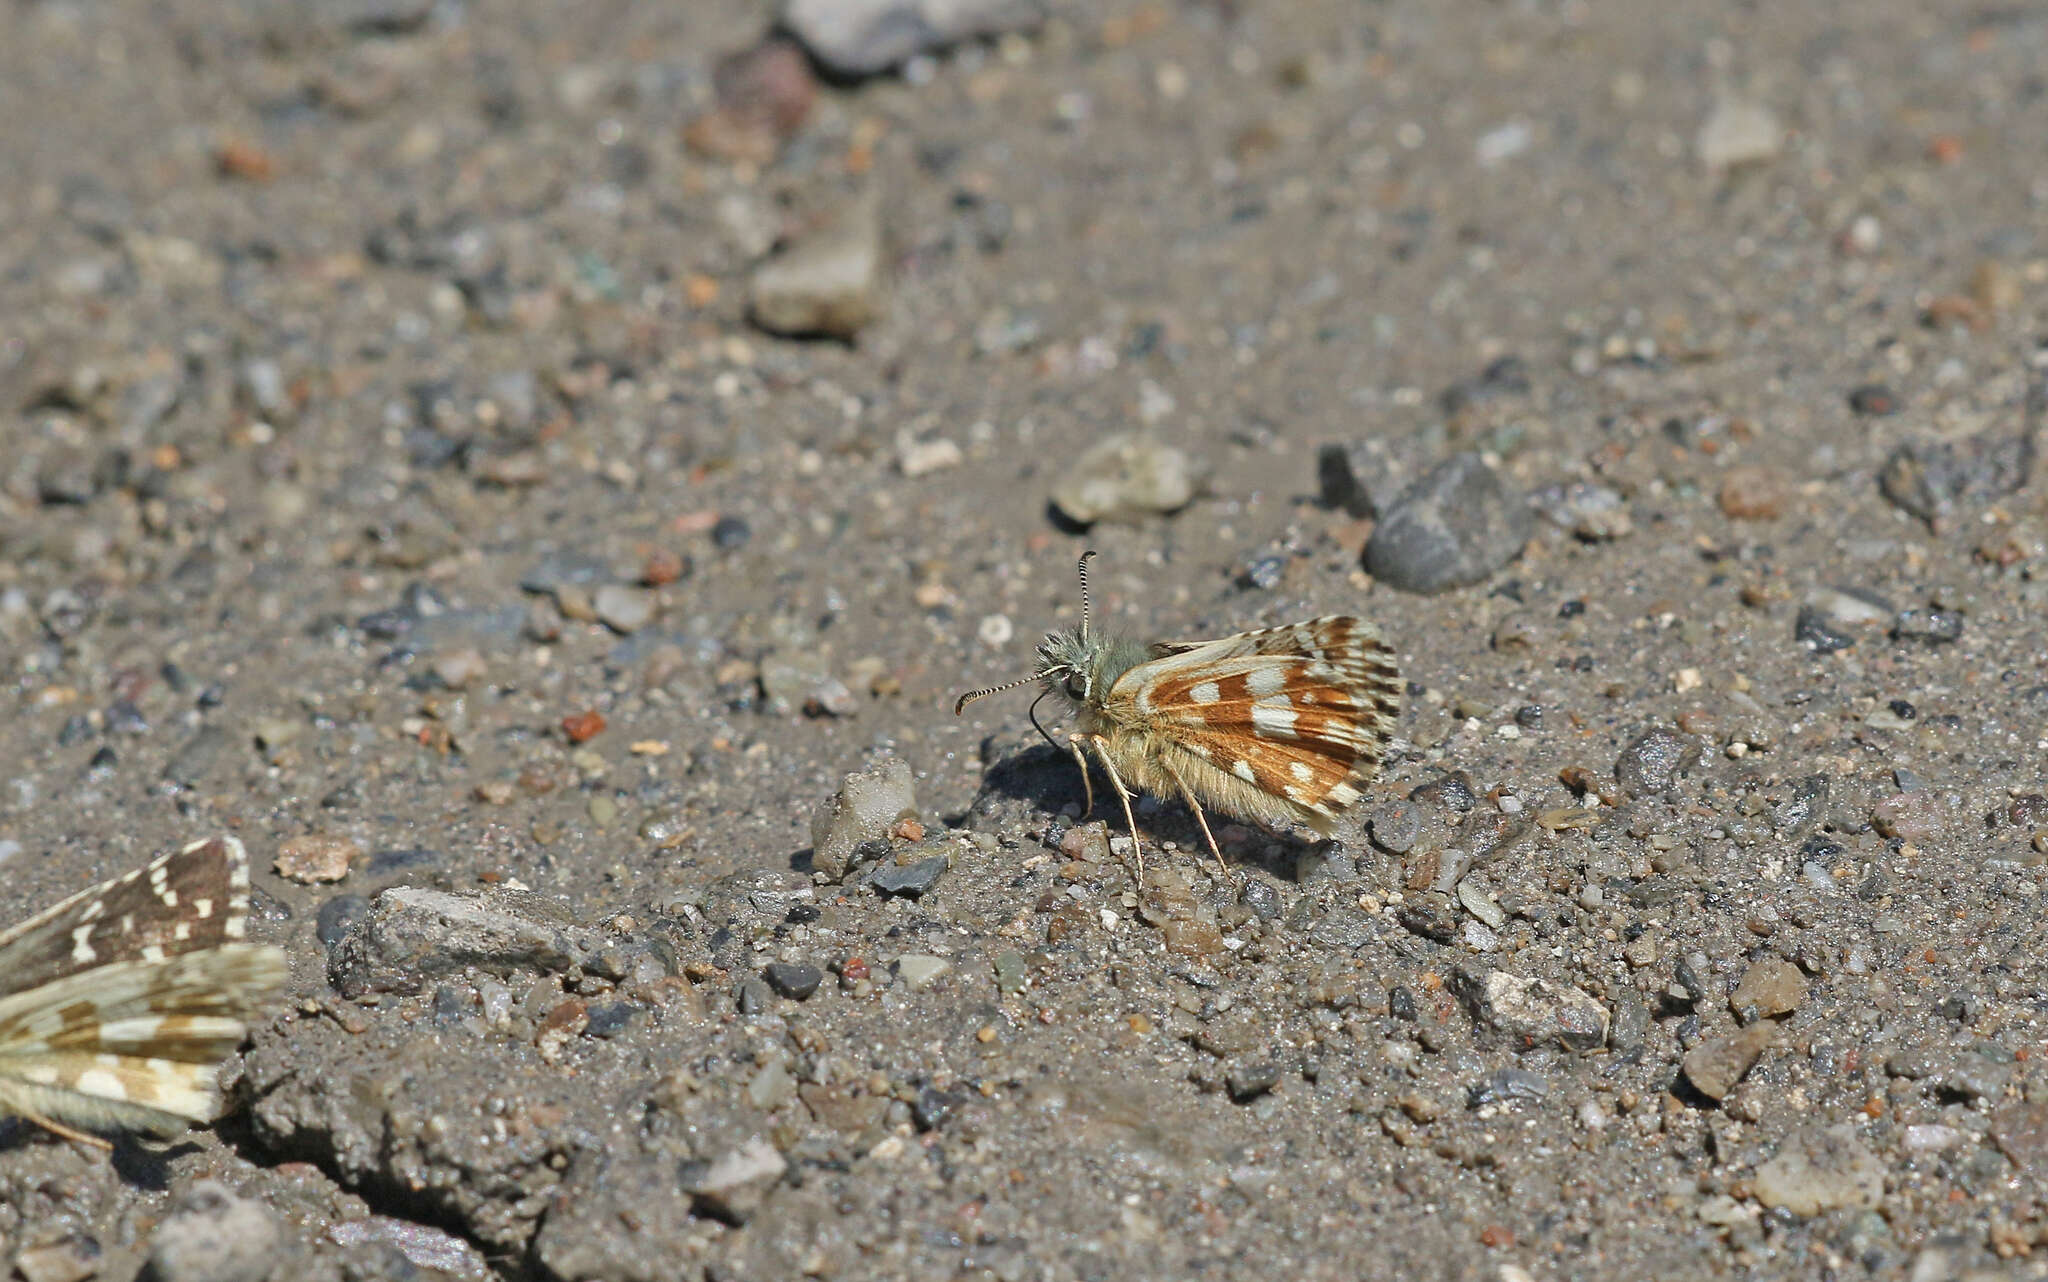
<box><xmin>977</xmin><ymin>613</ymin><xmax>1014</xmax><ymax>647</ymax></box>
<box><xmin>898</xmin><ymin>438</ymin><xmax>963</xmax><ymax>478</ymax></box>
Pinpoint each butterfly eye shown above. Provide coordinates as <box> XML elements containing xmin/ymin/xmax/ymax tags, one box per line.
<box><xmin>1064</xmin><ymin>670</ymin><xmax>1089</xmax><ymax>700</ymax></box>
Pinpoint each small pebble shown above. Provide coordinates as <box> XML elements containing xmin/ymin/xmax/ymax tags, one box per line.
<box><xmin>1696</xmin><ymin>96</ymin><xmax>1781</xmax><ymax>170</ymax></box>
<box><xmin>1364</xmin><ymin>453</ymin><xmax>1532</xmax><ymax>594</ymax></box>
<box><xmin>1048</xmin><ymin>432</ymin><xmax>1203</xmax><ymax>525</ymax></box>
<box><xmin>274</xmin><ymin>834</ymin><xmax>360</xmax><ymax>884</ymax></box>
<box><xmin>899</xmin><ymin>438</ymin><xmax>964</xmax><ymax>477</ymax></box>
<box><xmin>894</xmin><ymin>954</ymin><xmax>952</xmax><ymax>991</ymax></box>
<box><xmin>593</xmin><ymin>584</ymin><xmax>657</xmax><ymax>633</ymax></box>
<box><xmin>712</xmin><ymin>515</ymin><xmax>752</xmax><ymax>549</ymax></box>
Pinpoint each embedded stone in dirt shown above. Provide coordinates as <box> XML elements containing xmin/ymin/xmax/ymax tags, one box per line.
<box><xmin>1752</xmin><ymin>1125</ymin><xmax>1884</xmax><ymax>1215</ymax></box>
<box><xmin>810</xmin><ymin>756</ymin><xmax>919</xmax><ymax>882</ymax></box>
<box><xmin>326</xmin><ymin>884</ymin><xmax>607</xmax><ymax>998</ymax></box>
<box><xmin>1682</xmin><ymin>1021</ymin><xmax>1775</xmax><ymax>1100</ymax></box>
<box><xmin>748</xmin><ymin>193</ymin><xmax>883</xmax><ymax>340</ymax></box>
<box><xmin>1363</xmin><ymin>453</ymin><xmax>1533</xmax><ymax>594</ymax></box>
<box><xmin>1048</xmin><ymin>432</ymin><xmax>1203</xmax><ymax>525</ymax></box>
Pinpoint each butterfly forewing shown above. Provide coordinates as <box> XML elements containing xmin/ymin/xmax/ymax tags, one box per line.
<box><xmin>0</xmin><ymin>836</ymin><xmax>253</xmax><ymax>992</ymax></box>
<box><xmin>1114</xmin><ymin>617</ymin><xmax>1401</xmax><ymax>827</ymax></box>
<box><xmin>0</xmin><ymin>836</ymin><xmax>287</xmax><ymax>1137</ymax></box>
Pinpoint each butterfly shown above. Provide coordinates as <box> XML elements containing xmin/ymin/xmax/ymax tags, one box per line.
<box><xmin>0</xmin><ymin>835</ymin><xmax>288</xmax><ymax>1146</ymax></box>
<box><xmin>956</xmin><ymin>551</ymin><xmax>1401</xmax><ymax>880</ymax></box>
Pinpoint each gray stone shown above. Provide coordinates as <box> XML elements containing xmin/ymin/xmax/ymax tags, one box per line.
<box><xmin>1880</xmin><ymin>430</ymin><xmax>2034</xmax><ymax>530</ymax></box>
<box><xmin>810</xmin><ymin>757</ymin><xmax>919</xmax><ymax>882</ymax></box>
<box><xmin>894</xmin><ymin>954</ymin><xmax>952</xmax><ymax>990</ymax></box>
<box><xmin>749</xmin><ymin>193</ymin><xmax>883</xmax><ymax>340</ymax></box>
<box><xmin>781</xmin><ymin>0</ymin><xmax>1047</xmax><ymax>78</ymax></box>
<box><xmin>1225</xmin><ymin>1061</ymin><xmax>1282</xmax><ymax>1102</ymax></box>
<box><xmin>1892</xmin><ymin>608</ymin><xmax>1964</xmax><ymax>645</ymax></box>
<box><xmin>1238</xmin><ymin>879</ymin><xmax>1281</xmax><ymax>921</ymax></box>
<box><xmin>144</xmin><ymin>1181</ymin><xmax>278</xmax><ymax>1282</ymax></box>
<box><xmin>870</xmin><ymin>853</ymin><xmax>949</xmax><ymax>897</ymax></box>
<box><xmin>1614</xmin><ymin>727</ymin><xmax>1700</xmax><ymax>797</ymax></box>
<box><xmin>1452</xmin><ymin>967</ymin><xmax>1609</xmax><ymax>1051</ymax></box>
<box><xmin>1363</xmin><ymin>453</ymin><xmax>1532</xmax><ymax>594</ymax></box>
<box><xmin>1753</xmin><ymin>1125</ymin><xmax>1884</xmax><ymax>1215</ymax></box>
<box><xmin>163</xmin><ymin>726</ymin><xmax>231</xmax><ymax>786</ymax></box>
<box><xmin>1367</xmin><ymin>799</ymin><xmax>1425</xmax><ymax>854</ymax></box>
<box><xmin>593</xmin><ymin>584</ymin><xmax>657</xmax><ymax>633</ymax></box>
<box><xmin>1469</xmin><ymin>1068</ymin><xmax>1549</xmax><ymax>1108</ymax></box>
<box><xmin>748</xmin><ymin>1059</ymin><xmax>798</xmax><ymax>1111</ymax></box>
<box><xmin>1992</xmin><ymin>1098</ymin><xmax>2048</xmax><ymax>1172</ymax></box>
<box><xmin>1730</xmin><ymin>956</ymin><xmax>1806</xmax><ymax>1020</ymax></box>
<box><xmin>520</xmin><ymin>548</ymin><xmax>613</xmax><ymax>596</ymax></box>
<box><xmin>326</xmin><ymin>885</ymin><xmax>606</xmax><ymax>998</ymax></box>
<box><xmin>1682</xmin><ymin>1021</ymin><xmax>1774</xmax><ymax>1100</ymax></box>
<box><xmin>1696</xmin><ymin>97</ymin><xmax>1782</xmax><ymax>171</ymax></box>
<box><xmin>1048</xmin><ymin>432</ymin><xmax>1203</xmax><ymax>525</ymax></box>
<box><xmin>1532</xmin><ymin>481</ymin><xmax>1632</xmax><ymax>541</ymax></box>
<box><xmin>326</xmin><ymin>1217</ymin><xmax>483</xmax><ymax>1274</ymax></box>
<box><xmin>762</xmin><ymin>961</ymin><xmax>824</xmax><ymax>1000</ymax></box>
<box><xmin>761</xmin><ymin>647</ymin><xmax>856</xmax><ymax>717</ymax></box>
<box><xmin>685</xmin><ymin>1136</ymin><xmax>787</xmax><ymax>1225</ymax></box>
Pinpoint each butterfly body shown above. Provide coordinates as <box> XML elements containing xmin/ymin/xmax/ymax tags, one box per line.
<box><xmin>0</xmin><ymin>836</ymin><xmax>288</xmax><ymax>1143</ymax></box>
<box><xmin>960</xmin><ymin>553</ymin><xmax>1401</xmax><ymax>879</ymax></box>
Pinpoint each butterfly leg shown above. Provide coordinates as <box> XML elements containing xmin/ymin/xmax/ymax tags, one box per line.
<box><xmin>1063</xmin><ymin>735</ymin><xmax>1098</xmax><ymax>823</ymax></box>
<box><xmin>14</xmin><ymin>1110</ymin><xmax>113</xmax><ymax>1151</ymax></box>
<box><xmin>1074</xmin><ymin>733</ymin><xmax>1145</xmax><ymax>884</ymax></box>
<box><xmin>1166</xmin><ymin>771</ymin><xmax>1238</xmax><ymax>888</ymax></box>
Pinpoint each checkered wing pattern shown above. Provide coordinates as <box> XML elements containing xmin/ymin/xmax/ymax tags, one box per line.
<box><xmin>0</xmin><ymin>836</ymin><xmax>288</xmax><ymax>1138</ymax></box>
<box><xmin>1117</xmin><ymin>617</ymin><xmax>1401</xmax><ymax>831</ymax></box>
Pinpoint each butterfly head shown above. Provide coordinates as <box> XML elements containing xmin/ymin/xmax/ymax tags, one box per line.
<box><xmin>955</xmin><ymin>550</ymin><xmax>1132</xmax><ymax>716</ymax></box>
<box><xmin>1032</xmin><ymin>624</ymin><xmax>1110</xmax><ymax>706</ymax></box>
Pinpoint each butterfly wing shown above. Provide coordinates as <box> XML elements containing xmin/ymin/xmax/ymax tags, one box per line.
<box><xmin>1106</xmin><ymin>617</ymin><xmax>1401</xmax><ymax>833</ymax></box>
<box><xmin>0</xmin><ymin>837</ymin><xmax>287</xmax><ymax>1137</ymax></box>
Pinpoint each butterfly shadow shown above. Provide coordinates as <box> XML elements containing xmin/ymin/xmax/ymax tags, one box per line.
<box><xmin>0</xmin><ymin>1120</ymin><xmax>196</xmax><ymax>1189</ymax></box>
<box><xmin>959</xmin><ymin>735</ymin><xmax>1340</xmax><ymax>884</ymax></box>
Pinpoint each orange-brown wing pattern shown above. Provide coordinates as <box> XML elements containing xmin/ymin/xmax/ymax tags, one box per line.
<box><xmin>1109</xmin><ymin>617</ymin><xmax>1401</xmax><ymax>826</ymax></box>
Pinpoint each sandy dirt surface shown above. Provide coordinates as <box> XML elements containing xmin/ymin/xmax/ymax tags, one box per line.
<box><xmin>2</xmin><ymin>0</ymin><xmax>2047</xmax><ymax>1278</ymax></box>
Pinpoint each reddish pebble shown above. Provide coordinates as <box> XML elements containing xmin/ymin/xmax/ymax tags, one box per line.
<box><xmin>1718</xmin><ymin>465</ymin><xmax>1787</xmax><ymax>520</ymax></box>
<box><xmin>1479</xmin><ymin>1226</ymin><xmax>1515</xmax><ymax>1248</ymax></box>
<box><xmin>216</xmin><ymin>138</ymin><xmax>276</xmax><ymax>181</ymax></box>
<box><xmin>841</xmin><ymin>956</ymin><xmax>870</xmax><ymax>982</ymax></box>
<box><xmin>641</xmin><ymin>547</ymin><xmax>688</xmax><ymax>586</ymax></box>
<box><xmin>1922</xmin><ymin>295</ymin><xmax>1988</xmax><ymax>332</ymax></box>
<box><xmin>562</xmin><ymin>709</ymin><xmax>606</xmax><ymax>743</ymax></box>
<box><xmin>1927</xmin><ymin>134</ymin><xmax>1964</xmax><ymax>165</ymax></box>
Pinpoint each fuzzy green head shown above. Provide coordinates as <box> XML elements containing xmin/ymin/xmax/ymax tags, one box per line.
<box><xmin>953</xmin><ymin>549</ymin><xmax>1138</xmax><ymax>717</ymax></box>
<box><xmin>1033</xmin><ymin>626</ymin><xmax>1149</xmax><ymax>708</ymax></box>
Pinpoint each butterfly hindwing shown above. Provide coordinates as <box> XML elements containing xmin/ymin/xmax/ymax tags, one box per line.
<box><xmin>0</xmin><ymin>837</ymin><xmax>286</xmax><ymax>1138</ymax></box>
<box><xmin>1110</xmin><ymin>617</ymin><xmax>1401</xmax><ymax>827</ymax></box>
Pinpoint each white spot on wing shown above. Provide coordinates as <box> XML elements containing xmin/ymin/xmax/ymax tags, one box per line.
<box><xmin>1247</xmin><ymin>666</ymin><xmax>1286</xmax><ymax>697</ymax></box>
<box><xmin>1231</xmin><ymin>759</ymin><xmax>1257</xmax><ymax>783</ymax></box>
<box><xmin>1189</xmin><ymin>681</ymin><xmax>1222</xmax><ymax>705</ymax></box>
<box><xmin>70</xmin><ymin>925</ymin><xmax>98</xmax><ymax>965</ymax></box>
<box><xmin>1251</xmin><ymin>702</ymin><xmax>1298</xmax><ymax>740</ymax></box>
<box><xmin>1289</xmin><ymin>761</ymin><xmax>1314</xmax><ymax>782</ymax></box>
<box><xmin>75</xmin><ymin>1066</ymin><xmax>130</xmax><ymax>1101</ymax></box>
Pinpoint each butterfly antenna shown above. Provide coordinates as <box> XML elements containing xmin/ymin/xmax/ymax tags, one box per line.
<box><xmin>1026</xmin><ymin>686</ymin><xmax>1064</xmax><ymax>753</ymax></box>
<box><xmin>1076</xmin><ymin>549</ymin><xmax>1097</xmax><ymax>641</ymax></box>
<box><xmin>954</xmin><ymin>673</ymin><xmax>1041</xmax><ymax>716</ymax></box>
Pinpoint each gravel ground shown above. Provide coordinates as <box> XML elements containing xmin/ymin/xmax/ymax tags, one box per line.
<box><xmin>3</xmin><ymin>1</ymin><xmax>2047</xmax><ymax>1279</ymax></box>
